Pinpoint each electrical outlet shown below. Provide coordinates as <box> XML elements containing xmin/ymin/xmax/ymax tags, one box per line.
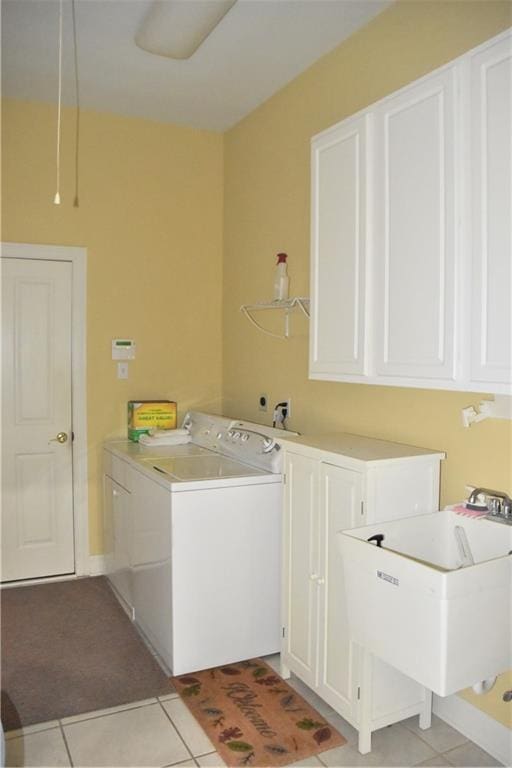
<box><xmin>273</xmin><ymin>399</ymin><xmax>291</xmax><ymax>427</ymax></box>
<box><xmin>117</xmin><ymin>362</ymin><xmax>129</xmax><ymax>379</ymax></box>
<box><xmin>258</xmin><ymin>393</ymin><xmax>268</xmax><ymax>411</ymax></box>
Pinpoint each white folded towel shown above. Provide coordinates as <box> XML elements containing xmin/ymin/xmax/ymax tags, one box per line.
<box><xmin>148</xmin><ymin>428</ymin><xmax>190</xmax><ymax>439</ymax></box>
<box><xmin>139</xmin><ymin>435</ymin><xmax>190</xmax><ymax>448</ymax></box>
<box><xmin>139</xmin><ymin>428</ymin><xmax>190</xmax><ymax>447</ymax></box>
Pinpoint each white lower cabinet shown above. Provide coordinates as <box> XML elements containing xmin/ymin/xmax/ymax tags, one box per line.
<box><xmin>316</xmin><ymin>462</ymin><xmax>363</xmax><ymax>716</ymax></box>
<box><xmin>281</xmin><ymin>436</ymin><xmax>444</xmax><ymax>753</ymax></box>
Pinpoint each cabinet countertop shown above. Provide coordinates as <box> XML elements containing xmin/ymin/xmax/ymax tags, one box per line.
<box><xmin>278</xmin><ymin>432</ymin><xmax>445</xmax><ymax>464</ymax></box>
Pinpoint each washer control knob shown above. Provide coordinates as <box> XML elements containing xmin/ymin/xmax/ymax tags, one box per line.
<box><xmin>233</xmin><ymin>431</ymin><xmax>241</xmax><ymax>440</ymax></box>
<box><xmin>241</xmin><ymin>433</ymin><xmax>249</xmax><ymax>442</ymax></box>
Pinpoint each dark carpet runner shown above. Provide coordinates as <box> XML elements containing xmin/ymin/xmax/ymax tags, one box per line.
<box><xmin>1</xmin><ymin>576</ymin><xmax>174</xmax><ymax>731</ymax></box>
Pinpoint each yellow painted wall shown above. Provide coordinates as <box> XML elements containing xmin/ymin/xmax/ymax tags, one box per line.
<box><xmin>2</xmin><ymin>99</ymin><xmax>224</xmax><ymax>555</ymax></box>
<box><xmin>223</xmin><ymin>1</ymin><xmax>511</xmax><ymax>729</ymax></box>
<box><xmin>2</xmin><ymin>0</ymin><xmax>511</xmax><ymax>731</ymax></box>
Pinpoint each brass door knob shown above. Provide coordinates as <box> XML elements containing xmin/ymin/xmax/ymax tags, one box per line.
<box><xmin>50</xmin><ymin>431</ymin><xmax>68</xmax><ymax>444</ymax></box>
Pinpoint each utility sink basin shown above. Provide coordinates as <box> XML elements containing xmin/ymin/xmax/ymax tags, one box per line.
<box><xmin>338</xmin><ymin>510</ymin><xmax>511</xmax><ymax>696</ymax></box>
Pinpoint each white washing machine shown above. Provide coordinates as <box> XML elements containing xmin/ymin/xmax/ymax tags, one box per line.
<box><xmin>104</xmin><ymin>411</ymin><xmax>294</xmax><ymax>674</ymax></box>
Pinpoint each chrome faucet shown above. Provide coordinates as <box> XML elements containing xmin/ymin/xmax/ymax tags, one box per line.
<box><xmin>468</xmin><ymin>488</ymin><xmax>512</xmax><ymax>524</ymax></box>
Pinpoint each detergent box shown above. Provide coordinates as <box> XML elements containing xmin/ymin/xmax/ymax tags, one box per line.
<box><xmin>127</xmin><ymin>400</ymin><xmax>177</xmax><ymax>442</ymax></box>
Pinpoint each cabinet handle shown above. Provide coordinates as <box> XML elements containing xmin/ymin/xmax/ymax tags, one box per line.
<box><xmin>316</xmin><ymin>577</ymin><xmax>325</xmax><ymax>585</ymax></box>
<box><xmin>113</xmin><ymin>489</ymin><xmax>119</xmax><ymax>497</ymax></box>
<box><xmin>309</xmin><ymin>573</ymin><xmax>319</xmax><ymax>581</ymax></box>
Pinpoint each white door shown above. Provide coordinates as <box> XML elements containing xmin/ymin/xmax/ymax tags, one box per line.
<box><xmin>1</xmin><ymin>257</ymin><xmax>75</xmax><ymax>581</ymax></box>
<box><xmin>310</xmin><ymin>113</ymin><xmax>371</xmax><ymax>378</ymax></box>
<box><xmin>317</xmin><ymin>462</ymin><xmax>363</xmax><ymax>719</ymax></box>
<box><xmin>282</xmin><ymin>451</ymin><xmax>320</xmax><ymax>688</ymax></box>
<box><xmin>469</xmin><ymin>34</ymin><xmax>512</xmax><ymax>388</ymax></box>
<box><xmin>373</xmin><ymin>65</ymin><xmax>458</xmax><ymax>381</ymax></box>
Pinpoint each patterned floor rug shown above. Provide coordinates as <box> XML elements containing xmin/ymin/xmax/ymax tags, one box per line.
<box><xmin>172</xmin><ymin>659</ymin><xmax>346</xmax><ymax>767</ymax></box>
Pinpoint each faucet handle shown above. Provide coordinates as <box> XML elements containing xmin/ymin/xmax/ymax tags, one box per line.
<box><xmin>503</xmin><ymin>500</ymin><xmax>512</xmax><ymax>519</ymax></box>
<box><xmin>468</xmin><ymin>487</ymin><xmax>512</xmax><ymax>507</ymax></box>
<box><xmin>489</xmin><ymin>498</ymin><xmax>502</xmax><ymax>516</ymax></box>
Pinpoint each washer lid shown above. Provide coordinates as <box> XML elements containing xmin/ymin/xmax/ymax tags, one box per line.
<box><xmin>105</xmin><ymin>440</ymin><xmax>209</xmax><ymax>459</ymax></box>
<box><xmin>146</xmin><ymin>454</ymin><xmax>267</xmax><ymax>481</ymax></box>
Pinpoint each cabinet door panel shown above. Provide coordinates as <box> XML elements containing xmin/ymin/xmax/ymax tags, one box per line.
<box><xmin>103</xmin><ymin>472</ymin><xmax>114</xmax><ymax>576</ymax></box>
<box><xmin>317</xmin><ymin>462</ymin><xmax>363</xmax><ymax>716</ymax></box>
<box><xmin>366</xmin><ymin>461</ymin><xmax>440</xmax><ymax>524</ymax></box>
<box><xmin>470</xmin><ymin>35</ymin><xmax>512</xmax><ymax>387</ymax></box>
<box><xmin>130</xmin><ymin>469</ymin><xmax>173</xmax><ymax>669</ymax></box>
<box><xmin>282</xmin><ymin>452</ymin><xmax>319</xmax><ymax>687</ymax></box>
<box><xmin>172</xmin><ymin>483</ymin><xmax>281</xmax><ymax>675</ymax></box>
<box><xmin>110</xmin><ymin>478</ymin><xmax>133</xmax><ymax>609</ymax></box>
<box><xmin>372</xmin><ymin>655</ymin><xmax>425</xmax><ymax>722</ymax></box>
<box><xmin>310</xmin><ymin>114</ymin><xmax>370</xmax><ymax>376</ymax></box>
<box><xmin>374</xmin><ymin>67</ymin><xmax>458</xmax><ymax>380</ymax></box>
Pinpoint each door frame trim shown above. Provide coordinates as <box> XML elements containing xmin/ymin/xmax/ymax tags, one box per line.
<box><xmin>1</xmin><ymin>242</ymin><xmax>89</xmax><ymax>577</ymax></box>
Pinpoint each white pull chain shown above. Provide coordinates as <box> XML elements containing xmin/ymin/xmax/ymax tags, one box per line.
<box><xmin>71</xmin><ymin>0</ymin><xmax>80</xmax><ymax>207</ymax></box>
<box><xmin>54</xmin><ymin>0</ymin><xmax>63</xmax><ymax>205</ymax></box>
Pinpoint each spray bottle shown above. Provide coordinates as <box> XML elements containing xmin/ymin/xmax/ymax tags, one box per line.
<box><xmin>273</xmin><ymin>252</ymin><xmax>289</xmax><ymax>302</ymax></box>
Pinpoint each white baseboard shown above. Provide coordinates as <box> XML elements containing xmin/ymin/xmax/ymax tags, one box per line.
<box><xmin>88</xmin><ymin>555</ymin><xmax>106</xmax><ymax>576</ymax></box>
<box><xmin>434</xmin><ymin>693</ymin><xmax>511</xmax><ymax>766</ymax></box>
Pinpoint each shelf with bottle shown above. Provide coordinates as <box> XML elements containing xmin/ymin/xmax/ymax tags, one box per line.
<box><xmin>240</xmin><ymin>297</ymin><xmax>310</xmax><ymax>339</ymax></box>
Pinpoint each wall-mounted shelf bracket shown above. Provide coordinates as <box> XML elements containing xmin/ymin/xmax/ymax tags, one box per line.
<box><xmin>240</xmin><ymin>297</ymin><xmax>310</xmax><ymax>339</ymax></box>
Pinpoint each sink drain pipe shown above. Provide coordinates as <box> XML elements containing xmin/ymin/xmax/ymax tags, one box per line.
<box><xmin>472</xmin><ymin>677</ymin><xmax>497</xmax><ymax>694</ymax></box>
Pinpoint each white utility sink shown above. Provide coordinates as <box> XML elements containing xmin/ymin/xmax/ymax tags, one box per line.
<box><xmin>338</xmin><ymin>510</ymin><xmax>511</xmax><ymax>696</ymax></box>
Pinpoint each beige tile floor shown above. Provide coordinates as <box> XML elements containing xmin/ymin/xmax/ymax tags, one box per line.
<box><xmin>4</xmin><ymin>657</ymin><xmax>503</xmax><ymax>768</ymax></box>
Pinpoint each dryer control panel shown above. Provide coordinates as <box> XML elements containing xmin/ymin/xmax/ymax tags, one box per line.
<box><xmin>182</xmin><ymin>411</ymin><xmax>290</xmax><ymax>473</ymax></box>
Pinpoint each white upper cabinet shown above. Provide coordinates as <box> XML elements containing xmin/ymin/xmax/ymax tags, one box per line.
<box><xmin>310</xmin><ymin>113</ymin><xmax>370</xmax><ymax>377</ymax></box>
<box><xmin>310</xmin><ymin>29</ymin><xmax>511</xmax><ymax>394</ymax></box>
<box><xmin>373</xmin><ymin>66</ymin><xmax>458</xmax><ymax>382</ymax></box>
<box><xmin>468</xmin><ymin>34</ymin><xmax>512</xmax><ymax>391</ymax></box>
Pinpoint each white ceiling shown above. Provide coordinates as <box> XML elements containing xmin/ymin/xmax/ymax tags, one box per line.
<box><xmin>2</xmin><ymin>0</ymin><xmax>392</xmax><ymax>132</ymax></box>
